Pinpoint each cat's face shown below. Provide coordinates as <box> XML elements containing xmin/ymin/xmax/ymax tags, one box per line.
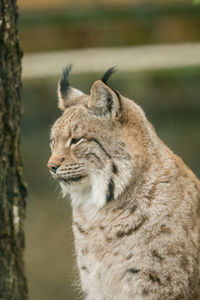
<box><xmin>48</xmin><ymin>66</ymin><xmax>149</xmax><ymax>207</ymax></box>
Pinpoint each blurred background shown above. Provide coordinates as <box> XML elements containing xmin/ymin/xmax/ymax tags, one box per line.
<box><xmin>18</xmin><ymin>0</ymin><xmax>200</xmax><ymax>299</ymax></box>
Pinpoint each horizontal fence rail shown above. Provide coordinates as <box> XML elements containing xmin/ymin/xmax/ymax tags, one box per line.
<box><xmin>22</xmin><ymin>43</ymin><xmax>200</xmax><ymax>79</ymax></box>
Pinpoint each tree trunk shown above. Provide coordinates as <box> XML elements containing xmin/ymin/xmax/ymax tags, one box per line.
<box><xmin>0</xmin><ymin>0</ymin><xmax>28</xmax><ymax>299</ymax></box>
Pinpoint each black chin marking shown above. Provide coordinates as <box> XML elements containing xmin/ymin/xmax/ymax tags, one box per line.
<box><xmin>106</xmin><ymin>179</ymin><xmax>114</xmax><ymax>203</ymax></box>
<box><xmin>59</xmin><ymin>175</ymin><xmax>84</xmax><ymax>184</ymax></box>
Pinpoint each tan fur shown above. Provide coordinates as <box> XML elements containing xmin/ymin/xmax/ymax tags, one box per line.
<box><xmin>48</xmin><ymin>71</ymin><xmax>200</xmax><ymax>300</ymax></box>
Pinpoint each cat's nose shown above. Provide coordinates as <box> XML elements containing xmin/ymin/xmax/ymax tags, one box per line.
<box><xmin>47</xmin><ymin>162</ymin><xmax>59</xmax><ymax>173</ymax></box>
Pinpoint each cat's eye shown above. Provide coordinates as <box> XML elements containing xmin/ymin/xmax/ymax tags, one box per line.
<box><xmin>70</xmin><ymin>137</ymin><xmax>84</xmax><ymax>146</ymax></box>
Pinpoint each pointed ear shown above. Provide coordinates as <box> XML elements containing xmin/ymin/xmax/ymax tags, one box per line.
<box><xmin>88</xmin><ymin>80</ymin><xmax>122</xmax><ymax>120</ymax></box>
<box><xmin>57</xmin><ymin>64</ymin><xmax>84</xmax><ymax>111</ymax></box>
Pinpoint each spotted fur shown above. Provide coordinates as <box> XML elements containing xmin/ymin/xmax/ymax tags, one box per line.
<box><xmin>48</xmin><ymin>67</ymin><xmax>200</xmax><ymax>300</ymax></box>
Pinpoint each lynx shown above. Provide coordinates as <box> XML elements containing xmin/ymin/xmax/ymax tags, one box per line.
<box><xmin>47</xmin><ymin>65</ymin><xmax>200</xmax><ymax>300</ymax></box>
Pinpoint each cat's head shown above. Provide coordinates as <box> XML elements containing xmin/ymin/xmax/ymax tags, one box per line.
<box><xmin>47</xmin><ymin>65</ymin><xmax>151</xmax><ymax>208</ymax></box>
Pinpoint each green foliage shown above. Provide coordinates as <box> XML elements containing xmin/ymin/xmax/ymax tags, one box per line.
<box><xmin>193</xmin><ymin>0</ymin><xmax>200</xmax><ymax>4</ymax></box>
<box><xmin>19</xmin><ymin>4</ymin><xmax>200</xmax><ymax>53</ymax></box>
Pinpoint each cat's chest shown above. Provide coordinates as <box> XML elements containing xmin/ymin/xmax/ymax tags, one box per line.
<box><xmin>72</xmin><ymin>206</ymin><xmax>148</xmax><ymax>268</ymax></box>
<box><xmin>72</xmin><ymin>211</ymin><xmax>152</xmax><ymax>300</ymax></box>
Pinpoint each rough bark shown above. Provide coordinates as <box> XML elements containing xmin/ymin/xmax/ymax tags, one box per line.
<box><xmin>0</xmin><ymin>0</ymin><xmax>28</xmax><ymax>299</ymax></box>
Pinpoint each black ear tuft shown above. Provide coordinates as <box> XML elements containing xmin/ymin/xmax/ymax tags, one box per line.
<box><xmin>101</xmin><ymin>66</ymin><xmax>117</xmax><ymax>85</ymax></box>
<box><xmin>60</xmin><ymin>64</ymin><xmax>73</xmax><ymax>97</ymax></box>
